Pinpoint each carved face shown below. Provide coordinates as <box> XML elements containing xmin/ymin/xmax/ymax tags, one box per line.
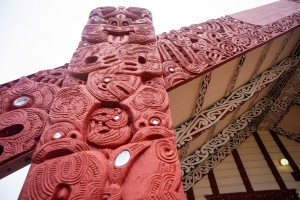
<box><xmin>87</xmin><ymin>108</ymin><xmax>131</xmax><ymax>148</ymax></box>
<box><xmin>0</xmin><ymin>77</ymin><xmax>59</xmax><ymax>114</ymax></box>
<box><xmin>68</xmin><ymin>43</ymin><xmax>162</xmax><ymax>78</ymax></box>
<box><xmin>81</xmin><ymin>7</ymin><xmax>156</xmax><ymax>45</ymax></box>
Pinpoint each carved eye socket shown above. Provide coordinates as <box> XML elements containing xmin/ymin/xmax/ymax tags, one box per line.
<box><xmin>111</xmin><ymin>21</ymin><xmax>118</xmax><ymax>26</ymax></box>
<box><xmin>122</xmin><ymin>21</ymin><xmax>129</xmax><ymax>26</ymax></box>
<box><xmin>13</xmin><ymin>96</ymin><xmax>30</xmax><ymax>107</ymax></box>
<box><xmin>135</xmin><ymin>18</ymin><xmax>145</xmax><ymax>23</ymax></box>
<box><xmin>95</xmin><ymin>17</ymin><xmax>105</xmax><ymax>23</ymax></box>
<box><xmin>150</xmin><ymin>118</ymin><xmax>161</xmax><ymax>126</ymax></box>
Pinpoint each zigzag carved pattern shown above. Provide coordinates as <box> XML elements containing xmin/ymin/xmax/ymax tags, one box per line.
<box><xmin>268</xmin><ymin>97</ymin><xmax>300</xmax><ymax>143</ymax></box>
<box><xmin>181</xmin><ymin>97</ymin><xmax>273</xmax><ymax>191</ymax></box>
<box><xmin>271</xmin><ymin>126</ymin><xmax>300</xmax><ymax>143</ymax></box>
<box><xmin>193</xmin><ymin>72</ymin><xmax>211</xmax><ymax>117</ymax></box>
<box><xmin>225</xmin><ymin>54</ymin><xmax>246</xmax><ymax>96</ymax></box>
<box><xmin>259</xmin><ymin>65</ymin><xmax>300</xmax><ymax>130</ymax></box>
<box><xmin>175</xmin><ymin>56</ymin><xmax>299</xmax><ymax>148</ymax></box>
<box><xmin>158</xmin><ymin>13</ymin><xmax>300</xmax><ymax>90</ymax></box>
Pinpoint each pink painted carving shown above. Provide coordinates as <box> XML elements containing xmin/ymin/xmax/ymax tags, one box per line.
<box><xmin>18</xmin><ymin>6</ymin><xmax>185</xmax><ymax>199</ymax></box>
<box><xmin>0</xmin><ymin>4</ymin><xmax>299</xmax><ymax>199</ymax></box>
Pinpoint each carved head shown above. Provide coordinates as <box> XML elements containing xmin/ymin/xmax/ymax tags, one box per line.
<box><xmin>82</xmin><ymin>7</ymin><xmax>156</xmax><ymax>45</ymax></box>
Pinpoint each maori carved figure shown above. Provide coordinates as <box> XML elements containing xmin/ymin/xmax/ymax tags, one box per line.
<box><xmin>87</xmin><ymin>72</ymin><xmax>141</xmax><ymax>102</ymax></box>
<box><xmin>19</xmin><ymin>6</ymin><xmax>184</xmax><ymax>199</ymax></box>
<box><xmin>87</xmin><ymin>108</ymin><xmax>131</xmax><ymax>148</ymax></box>
<box><xmin>3</xmin><ymin>4</ymin><xmax>298</xmax><ymax>199</ymax></box>
<box><xmin>0</xmin><ymin>77</ymin><xmax>59</xmax><ymax>114</ymax></box>
<box><xmin>22</xmin><ymin>151</ymin><xmax>108</xmax><ymax>200</ymax></box>
<box><xmin>82</xmin><ymin>7</ymin><xmax>156</xmax><ymax>45</ymax></box>
<box><xmin>158</xmin><ymin>13</ymin><xmax>300</xmax><ymax>90</ymax></box>
<box><xmin>68</xmin><ymin>43</ymin><xmax>161</xmax><ymax>78</ymax></box>
<box><xmin>49</xmin><ymin>85</ymin><xmax>100</xmax><ymax>132</ymax></box>
<box><xmin>0</xmin><ymin>108</ymin><xmax>47</xmax><ymax>163</ymax></box>
<box><xmin>30</xmin><ymin>65</ymin><xmax>68</xmax><ymax>87</ymax></box>
<box><xmin>0</xmin><ymin>75</ymin><xmax>59</xmax><ymax>169</ymax></box>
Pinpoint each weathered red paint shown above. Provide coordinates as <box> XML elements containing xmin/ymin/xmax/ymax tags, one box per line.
<box><xmin>14</xmin><ymin>7</ymin><xmax>184</xmax><ymax>199</ymax></box>
<box><xmin>0</xmin><ymin>5</ymin><xmax>299</xmax><ymax>199</ymax></box>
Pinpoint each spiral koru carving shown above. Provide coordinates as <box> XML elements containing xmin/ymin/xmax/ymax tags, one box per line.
<box><xmin>39</xmin><ymin>122</ymin><xmax>82</xmax><ymax>145</ymax></box>
<box><xmin>112</xmin><ymin>44</ymin><xmax>162</xmax><ymax>77</ymax></box>
<box><xmin>143</xmin><ymin>172</ymin><xmax>182</xmax><ymax>200</ymax></box>
<box><xmin>0</xmin><ymin>108</ymin><xmax>47</xmax><ymax>163</ymax></box>
<box><xmin>131</xmin><ymin>127</ymin><xmax>174</xmax><ymax>143</ymax></box>
<box><xmin>156</xmin><ymin>14</ymin><xmax>300</xmax><ymax>89</ymax></box>
<box><xmin>68</xmin><ymin>43</ymin><xmax>120</xmax><ymax>75</ymax></box>
<box><xmin>87</xmin><ymin>108</ymin><xmax>131</xmax><ymax>148</ymax></box>
<box><xmin>155</xmin><ymin>139</ymin><xmax>178</xmax><ymax>163</ymax></box>
<box><xmin>0</xmin><ymin>77</ymin><xmax>59</xmax><ymax>114</ymax></box>
<box><xmin>134</xmin><ymin>109</ymin><xmax>172</xmax><ymax>131</ymax></box>
<box><xmin>32</xmin><ymin>138</ymin><xmax>90</xmax><ymax>164</ymax></box>
<box><xmin>21</xmin><ymin>151</ymin><xmax>108</xmax><ymax>200</ymax></box>
<box><xmin>162</xmin><ymin>61</ymin><xmax>191</xmax><ymax>89</ymax></box>
<box><xmin>126</xmin><ymin>139</ymin><xmax>182</xmax><ymax>199</ymax></box>
<box><xmin>15</xmin><ymin>6</ymin><xmax>190</xmax><ymax>199</ymax></box>
<box><xmin>128</xmin><ymin>86</ymin><xmax>169</xmax><ymax>112</ymax></box>
<box><xmin>31</xmin><ymin>66</ymin><xmax>67</xmax><ymax>87</ymax></box>
<box><xmin>49</xmin><ymin>85</ymin><xmax>99</xmax><ymax>129</ymax></box>
<box><xmin>62</xmin><ymin>75</ymin><xmax>86</xmax><ymax>87</ymax></box>
<box><xmin>106</xmin><ymin>139</ymin><xmax>183</xmax><ymax>200</ymax></box>
<box><xmin>87</xmin><ymin>71</ymin><xmax>141</xmax><ymax>102</ymax></box>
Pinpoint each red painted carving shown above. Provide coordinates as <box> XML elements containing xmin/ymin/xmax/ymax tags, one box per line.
<box><xmin>49</xmin><ymin>85</ymin><xmax>100</xmax><ymax>131</ymax></box>
<box><xmin>87</xmin><ymin>72</ymin><xmax>141</xmax><ymax>102</ymax></box>
<box><xmin>159</xmin><ymin>14</ymin><xmax>300</xmax><ymax>90</ymax></box>
<box><xmin>22</xmin><ymin>151</ymin><xmax>108</xmax><ymax>199</ymax></box>
<box><xmin>68</xmin><ymin>43</ymin><xmax>161</xmax><ymax>78</ymax></box>
<box><xmin>87</xmin><ymin>108</ymin><xmax>131</xmax><ymax>148</ymax></box>
<box><xmin>39</xmin><ymin>122</ymin><xmax>81</xmax><ymax>145</ymax></box>
<box><xmin>62</xmin><ymin>74</ymin><xmax>86</xmax><ymax>87</ymax></box>
<box><xmin>0</xmin><ymin>77</ymin><xmax>59</xmax><ymax>114</ymax></box>
<box><xmin>0</xmin><ymin>4</ymin><xmax>299</xmax><ymax>199</ymax></box>
<box><xmin>0</xmin><ymin>108</ymin><xmax>47</xmax><ymax>163</ymax></box>
<box><xmin>17</xmin><ymin>6</ymin><xmax>184</xmax><ymax>199</ymax></box>
<box><xmin>82</xmin><ymin>7</ymin><xmax>156</xmax><ymax>45</ymax></box>
<box><xmin>30</xmin><ymin>66</ymin><xmax>68</xmax><ymax>87</ymax></box>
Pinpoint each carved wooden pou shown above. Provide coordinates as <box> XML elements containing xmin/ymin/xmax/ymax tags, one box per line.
<box><xmin>7</xmin><ymin>6</ymin><xmax>185</xmax><ymax>199</ymax></box>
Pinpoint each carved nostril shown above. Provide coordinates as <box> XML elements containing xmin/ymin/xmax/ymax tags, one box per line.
<box><xmin>0</xmin><ymin>145</ymin><xmax>3</xmax><ymax>156</ymax></box>
<box><xmin>0</xmin><ymin>124</ymin><xmax>24</xmax><ymax>138</ymax></box>
<box><xmin>84</xmin><ymin>56</ymin><xmax>98</xmax><ymax>64</ymax></box>
<box><xmin>111</xmin><ymin>20</ymin><xmax>118</xmax><ymax>26</ymax></box>
<box><xmin>52</xmin><ymin>183</ymin><xmax>71</xmax><ymax>200</ymax></box>
<box><xmin>138</xmin><ymin>56</ymin><xmax>147</xmax><ymax>64</ymax></box>
<box><xmin>122</xmin><ymin>21</ymin><xmax>129</xmax><ymax>26</ymax></box>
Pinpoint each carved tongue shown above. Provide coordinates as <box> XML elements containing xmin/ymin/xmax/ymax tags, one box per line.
<box><xmin>108</xmin><ymin>35</ymin><xmax>129</xmax><ymax>44</ymax></box>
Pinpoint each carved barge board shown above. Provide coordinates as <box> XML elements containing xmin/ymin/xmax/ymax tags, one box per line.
<box><xmin>0</xmin><ymin>2</ymin><xmax>299</xmax><ymax>199</ymax></box>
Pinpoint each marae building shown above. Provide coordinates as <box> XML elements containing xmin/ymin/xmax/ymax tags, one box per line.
<box><xmin>0</xmin><ymin>1</ymin><xmax>300</xmax><ymax>199</ymax></box>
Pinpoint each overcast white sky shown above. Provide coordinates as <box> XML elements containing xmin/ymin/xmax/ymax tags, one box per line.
<box><xmin>0</xmin><ymin>0</ymin><xmax>277</xmax><ymax>199</ymax></box>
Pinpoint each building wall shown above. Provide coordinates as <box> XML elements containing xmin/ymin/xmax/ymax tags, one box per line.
<box><xmin>187</xmin><ymin>130</ymin><xmax>300</xmax><ymax>199</ymax></box>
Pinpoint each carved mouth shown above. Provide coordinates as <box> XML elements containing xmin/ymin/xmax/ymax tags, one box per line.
<box><xmin>106</xmin><ymin>31</ymin><xmax>134</xmax><ymax>44</ymax></box>
<box><xmin>107</xmin><ymin>30</ymin><xmax>134</xmax><ymax>36</ymax></box>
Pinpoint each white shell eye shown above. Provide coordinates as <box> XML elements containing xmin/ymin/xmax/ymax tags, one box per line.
<box><xmin>151</xmin><ymin>118</ymin><xmax>160</xmax><ymax>125</ymax></box>
<box><xmin>115</xmin><ymin>150</ymin><xmax>131</xmax><ymax>167</ymax></box>
<box><xmin>135</xmin><ymin>18</ymin><xmax>145</xmax><ymax>23</ymax></box>
<box><xmin>13</xmin><ymin>96</ymin><xmax>29</xmax><ymax>107</ymax></box>
<box><xmin>95</xmin><ymin>17</ymin><xmax>105</xmax><ymax>22</ymax></box>
<box><xmin>103</xmin><ymin>77</ymin><xmax>111</xmax><ymax>83</ymax></box>
<box><xmin>53</xmin><ymin>132</ymin><xmax>62</xmax><ymax>139</ymax></box>
<box><xmin>168</xmin><ymin>67</ymin><xmax>175</xmax><ymax>72</ymax></box>
<box><xmin>113</xmin><ymin>115</ymin><xmax>120</xmax><ymax>121</ymax></box>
